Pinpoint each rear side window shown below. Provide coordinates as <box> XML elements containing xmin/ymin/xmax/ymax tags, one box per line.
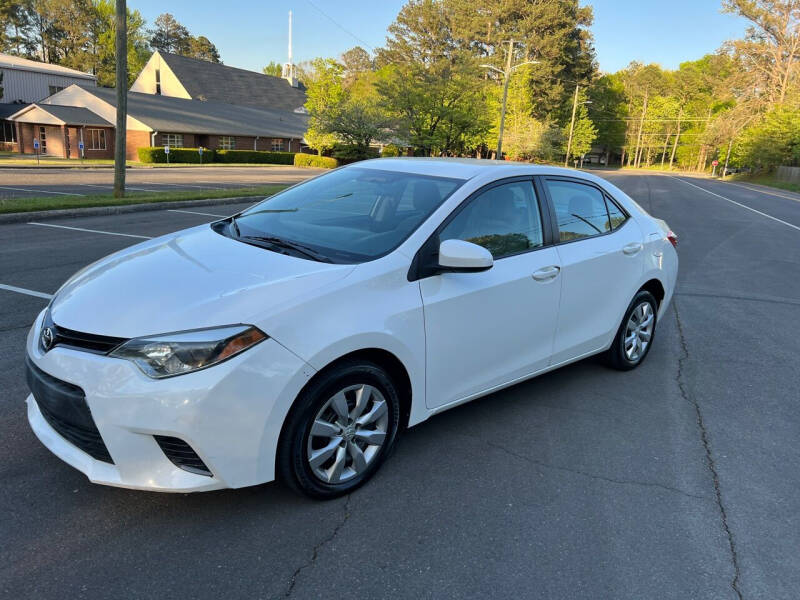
<box><xmin>440</xmin><ymin>180</ymin><xmax>543</xmax><ymax>259</ymax></box>
<box><xmin>545</xmin><ymin>179</ymin><xmax>611</xmax><ymax>242</ymax></box>
<box><xmin>605</xmin><ymin>197</ymin><xmax>627</xmax><ymax>229</ymax></box>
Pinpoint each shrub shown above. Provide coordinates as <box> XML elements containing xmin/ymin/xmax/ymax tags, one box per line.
<box><xmin>137</xmin><ymin>146</ymin><xmax>214</xmax><ymax>163</ymax></box>
<box><xmin>294</xmin><ymin>153</ymin><xmax>339</xmax><ymax>168</ymax></box>
<box><xmin>331</xmin><ymin>143</ymin><xmax>380</xmax><ymax>164</ymax></box>
<box><xmin>215</xmin><ymin>150</ymin><xmax>295</xmax><ymax>164</ymax></box>
<box><xmin>381</xmin><ymin>144</ymin><xmax>401</xmax><ymax>157</ymax></box>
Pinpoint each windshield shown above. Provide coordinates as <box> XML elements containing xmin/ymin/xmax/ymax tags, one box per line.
<box><xmin>228</xmin><ymin>167</ymin><xmax>464</xmax><ymax>263</ymax></box>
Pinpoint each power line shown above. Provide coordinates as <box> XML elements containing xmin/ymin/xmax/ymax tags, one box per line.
<box><xmin>304</xmin><ymin>0</ymin><xmax>375</xmax><ymax>51</ymax></box>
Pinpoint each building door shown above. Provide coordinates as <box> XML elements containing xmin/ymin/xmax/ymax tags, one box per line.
<box><xmin>38</xmin><ymin>126</ymin><xmax>47</xmax><ymax>154</ymax></box>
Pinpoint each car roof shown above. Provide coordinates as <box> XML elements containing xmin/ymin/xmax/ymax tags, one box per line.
<box><xmin>354</xmin><ymin>157</ymin><xmax>601</xmax><ymax>182</ymax></box>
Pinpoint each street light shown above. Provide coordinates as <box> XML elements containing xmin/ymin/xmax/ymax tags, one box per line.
<box><xmin>481</xmin><ymin>40</ymin><xmax>538</xmax><ymax>159</ymax></box>
<box><xmin>564</xmin><ymin>83</ymin><xmax>591</xmax><ymax>167</ymax></box>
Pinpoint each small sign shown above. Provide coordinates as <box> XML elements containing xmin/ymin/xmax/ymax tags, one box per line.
<box><xmin>164</xmin><ymin>145</ymin><xmax>170</xmax><ymax>154</ymax></box>
<box><xmin>198</xmin><ymin>147</ymin><xmax>203</xmax><ymax>154</ymax></box>
<box><xmin>33</xmin><ymin>139</ymin><xmax>39</xmax><ymax>149</ymax></box>
<box><xmin>78</xmin><ymin>141</ymin><xmax>84</xmax><ymax>150</ymax></box>
<box><xmin>712</xmin><ymin>160</ymin><xmax>719</xmax><ymax>166</ymax></box>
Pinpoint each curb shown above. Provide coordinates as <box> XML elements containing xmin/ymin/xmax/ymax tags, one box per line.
<box><xmin>0</xmin><ymin>196</ymin><xmax>263</xmax><ymax>224</ymax></box>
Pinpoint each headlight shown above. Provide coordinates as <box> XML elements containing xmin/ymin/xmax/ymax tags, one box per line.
<box><xmin>109</xmin><ymin>325</ymin><xmax>267</xmax><ymax>378</ymax></box>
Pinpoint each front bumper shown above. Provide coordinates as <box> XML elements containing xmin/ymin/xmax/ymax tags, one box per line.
<box><xmin>25</xmin><ymin>310</ymin><xmax>315</xmax><ymax>492</ymax></box>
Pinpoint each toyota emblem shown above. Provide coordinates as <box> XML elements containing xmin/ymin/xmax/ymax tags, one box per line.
<box><xmin>41</xmin><ymin>327</ymin><xmax>54</xmax><ymax>351</ymax></box>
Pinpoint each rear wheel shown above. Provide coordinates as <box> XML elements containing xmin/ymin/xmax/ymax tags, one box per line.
<box><xmin>278</xmin><ymin>360</ymin><xmax>401</xmax><ymax>499</ymax></box>
<box><xmin>606</xmin><ymin>290</ymin><xmax>658</xmax><ymax>370</ymax></box>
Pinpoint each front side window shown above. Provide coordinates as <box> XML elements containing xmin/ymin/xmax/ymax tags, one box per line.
<box><xmin>164</xmin><ymin>133</ymin><xmax>184</xmax><ymax>148</ymax></box>
<box><xmin>219</xmin><ymin>136</ymin><xmax>235</xmax><ymax>150</ymax></box>
<box><xmin>230</xmin><ymin>167</ymin><xmax>464</xmax><ymax>263</ymax></box>
<box><xmin>87</xmin><ymin>128</ymin><xmax>106</xmax><ymax>150</ymax></box>
<box><xmin>546</xmin><ymin>179</ymin><xmax>611</xmax><ymax>242</ymax></box>
<box><xmin>440</xmin><ymin>180</ymin><xmax>543</xmax><ymax>259</ymax></box>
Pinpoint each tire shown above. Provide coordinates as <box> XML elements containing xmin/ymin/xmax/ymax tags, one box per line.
<box><xmin>277</xmin><ymin>359</ymin><xmax>401</xmax><ymax>499</ymax></box>
<box><xmin>605</xmin><ymin>290</ymin><xmax>658</xmax><ymax>371</ymax></box>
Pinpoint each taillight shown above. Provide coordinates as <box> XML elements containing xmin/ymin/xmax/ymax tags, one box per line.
<box><xmin>666</xmin><ymin>231</ymin><xmax>678</xmax><ymax>248</ymax></box>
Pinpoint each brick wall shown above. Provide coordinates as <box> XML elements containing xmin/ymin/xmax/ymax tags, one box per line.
<box><xmin>126</xmin><ymin>130</ymin><xmax>151</xmax><ymax>160</ymax></box>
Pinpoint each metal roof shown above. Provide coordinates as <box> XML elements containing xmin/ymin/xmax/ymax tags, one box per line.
<box><xmin>9</xmin><ymin>103</ymin><xmax>112</xmax><ymax>126</ymax></box>
<box><xmin>158</xmin><ymin>52</ymin><xmax>307</xmax><ymax>112</ymax></box>
<box><xmin>84</xmin><ymin>86</ymin><xmax>308</xmax><ymax>138</ymax></box>
<box><xmin>0</xmin><ymin>53</ymin><xmax>96</xmax><ymax>80</ymax></box>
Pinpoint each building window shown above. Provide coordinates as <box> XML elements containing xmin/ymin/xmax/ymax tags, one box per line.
<box><xmin>164</xmin><ymin>133</ymin><xmax>184</xmax><ymax>148</ymax></box>
<box><xmin>38</xmin><ymin>126</ymin><xmax>47</xmax><ymax>154</ymax></box>
<box><xmin>155</xmin><ymin>68</ymin><xmax>161</xmax><ymax>95</ymax></box>
<box><xmin>48</xmin><ymin>85</ymin><xmax>64</xmax><ymax>96</ymax></box>
<box><xmin>271</xmin><ymin>138</ymin><xmax>284</xmax><ymax>152</ymax></box>
<box><xmin>87</xmin><ymin>128</ymin><xmax>107</xmax><ymax>150</ymax></box>
<box><xmin>218</xmin><ymin>136</ymin><xmax>235</xmax><ymax>150</ymax></box>
<box><xmin>0</xmin><ymin>120</ymin><xmax>16</xmax><ymax>143</ymax></box>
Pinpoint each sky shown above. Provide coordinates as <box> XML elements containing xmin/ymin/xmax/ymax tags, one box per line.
<box><xmin>130</xmin><ymin>0</ymin><xmax>749</xmax><ymax>74</ymax></box>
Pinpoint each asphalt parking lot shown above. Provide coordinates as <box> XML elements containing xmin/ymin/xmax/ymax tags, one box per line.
<box><xmin>0</xmin><ymin>165</ymin><xmax>321</xmax><ymax>198</ymax></box>
<box><xmin>1</xmin><ymin>172</ymin><xmax>798</xmax><ymax>599</ymax></box>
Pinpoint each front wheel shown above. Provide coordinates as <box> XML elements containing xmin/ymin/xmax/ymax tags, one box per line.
<box><xmin>605</xmin><ymin>290</ymin><xmax>658</xmax><ymax>371</ymax></box>
<box><xmin>278</xmin><ymin>360</ymin><xmax>401</xmax><ymax>499</ymax></box>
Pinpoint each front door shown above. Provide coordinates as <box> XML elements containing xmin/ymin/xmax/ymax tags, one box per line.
<box><xmin>420</xmin><ymin>178</ymin><xmax>562</xmax><ymax>409</ymax></box>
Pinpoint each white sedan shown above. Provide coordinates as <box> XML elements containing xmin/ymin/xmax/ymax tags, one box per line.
<box><xmin>24</xmin><ymin>159</ymin><xmax>678</xmax><ymax>499</ymax></box>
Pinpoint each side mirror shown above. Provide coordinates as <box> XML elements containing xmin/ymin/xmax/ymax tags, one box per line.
<box><xmin>438</xmin><ymin>239</ymin><xmax>493</xmax><ymax>272</ymax></box>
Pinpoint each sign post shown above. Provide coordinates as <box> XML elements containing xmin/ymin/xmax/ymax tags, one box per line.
<box><xmin>711</xmin><ymin>159</ymin><xmax>719</xmax><ymax>177</ymax></box>
<box><xmin>78</xmin><ymin>140</ymin><xmax>85</xmax><ymax>164</ymax></box>
<box><xmin>198</xmin><ymin>146</ymin><xmax>203</xmax><ymax>166</ymax></box>
<box><xmin>33</xmin><ymin>139</ymin><xmax>40</xmax><ymax>165</ymax></box>
<box><xmin>164</xmin><ymin>144</ymin><xmax>170</xmax><ymax>165</ymax></box>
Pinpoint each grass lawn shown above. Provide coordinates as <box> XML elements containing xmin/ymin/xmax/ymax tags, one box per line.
<box><xmin>0</xmin><ymin>185</ymin><xmax>288</xmax><ymax>214</ymax></box>
<box><xmin>729</xmin><ymin>173</ymin><xmax>800</xmax><ymax>194</ymax></box>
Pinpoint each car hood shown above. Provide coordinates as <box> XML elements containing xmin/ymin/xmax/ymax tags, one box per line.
<box><xmin>50</xmin><ymin>225</ymin><xmax>355</xmax><ymax>338</ymax></box>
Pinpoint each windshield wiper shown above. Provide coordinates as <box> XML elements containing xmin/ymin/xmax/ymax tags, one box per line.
<box><xmin>239</xmin><ymin>235</ymin><xmax>333</xmax><ymax>263</ymax></box>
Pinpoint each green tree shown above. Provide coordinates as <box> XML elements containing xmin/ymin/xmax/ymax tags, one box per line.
<box><xmin>563</xmin><ymin>88</ymin><xmax>597</xmax><ymax>162</ymax></box>
<box><xmin>188</xmin><ymin>35</ymin><xmax>220</xmax><ymax>62</ymax></box>
<box><xmin>149</xmin><ymin>13</ymin><xmax>190</xmax><ymax>55</ymax></box>
<box><xmin>262</xmin><ymin>60</ymin><xmax>282</xmax><ymax>77</ymax></box>
<box><xmin>734</xmin><ymin>105</ymin><xmax>800</xmax><ymax>169</ymax></box>
<box><xmin>588</xmin><ymin>74</ymin><xmax>627</xmax><ymax>165</ymax></box>
<box><xmin>341</xmin><ymin>46</ymin><xmax>373</xmax><ymax>81</ymax></box>
<box><xmin>90</xmin><ymin>0</ymin><xmax>149</xmax><ymax>86</ymax></box>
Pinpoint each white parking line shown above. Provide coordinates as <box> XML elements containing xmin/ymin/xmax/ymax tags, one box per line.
<box><xmin>141</xmin><ymin>181</ymin><xmax>225</xmax><ymax>190</ymax></box>
<box><xmin>167</xmin><ymin>209</ymin><xmax>228</xmax><ymax>217</ymax></box>
<box><xmin>79</xmin><ymin>183</ymin><xmax>153</xmax><ymax>193</ymax></box>
<box><xmin>0</xmin><ymin>185</ymin><xmax>84</xmax><ymax>196</ymax></box>
<box><xmin>669</xmin><ymin>176</ymin><xmax>800</xmax><ymax>233</ymax></box>
<box><xmin>0</xmin><ymin>283</ymin><xmax>53</xmax><ymax>299</ymax></box>
<box><xmin>28</xmin><ymin>222</ymin><xmax>153</xmax><ymax>239</ymax></box>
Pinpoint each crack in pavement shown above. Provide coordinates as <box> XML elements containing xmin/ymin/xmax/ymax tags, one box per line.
<box><xmin>674</xmin><ymin>300</ymin><xmax>744</xmax><ymax>600</ymax></box>
<box><xmin>284</xmin><ymin>493</ymin><xmax>352</xmax><ymax>598</ymax></box>
<box><xmin>484</xmin><ymin>439</ymin><xmax>708</xmax><ymax>500</ymax></box>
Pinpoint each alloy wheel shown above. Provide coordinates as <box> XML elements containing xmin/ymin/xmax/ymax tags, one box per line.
<box><xmin>306</xmin><ymin>384</ymin><xmax>389</xmax><ymax>484</ymax></box>
<box><xmin>624</xmin><ymin>301</ymin><xmax>654</xmax><ymax>362</ymax></box>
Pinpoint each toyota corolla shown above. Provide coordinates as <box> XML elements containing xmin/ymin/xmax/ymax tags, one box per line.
<box><xmin>24</xmin><ymin>159</ymin><xmax>678</xmax><ymax>499</ymax></box>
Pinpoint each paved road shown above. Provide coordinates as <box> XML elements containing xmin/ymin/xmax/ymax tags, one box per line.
<box><xmin>0</xmin><ymin>165</ymin><xmax>322</xmax><ymax>198</ymax></box>
<box><xmin>1</xmin><ymin>173</ymin><xmax>798</xmax><ymax>599</ymax></box>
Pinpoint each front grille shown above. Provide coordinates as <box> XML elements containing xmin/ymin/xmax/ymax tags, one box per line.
<box><xmin>26</xmin><ymin>358</ymin><xmax>114</xmax><ymax>464</ymax></box>
<box><xmin>154</xmin><ymin>436</ymin><xmax>212</xmax><ymax>477</ymax></box>
<box><xmin>40</xmin><ymin>310</ymin><xmax>127</xmax><ymax>355</ymax></box>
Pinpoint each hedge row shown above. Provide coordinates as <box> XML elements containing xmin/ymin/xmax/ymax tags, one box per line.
<box><xmin>137</xmin><ymin>147</ymin><xmax>296</xmax><ymax>164</ymax></box>
<box><xmin>215</xmin><ymin>150</ymin><xmax>295</xmax><ymax>164</ymax></box>
<box><xmin>137</xmin><ymin>147</ymin><xmax>214</xmax><ymax>163</ymax></box>
<box><xmin>293</xmin><ymin>153</ymin><xmax>339</xmax><ymax>169</ymax></box>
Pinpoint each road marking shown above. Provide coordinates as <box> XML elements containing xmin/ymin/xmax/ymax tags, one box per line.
<box><xmin>141</xmin><ymin>181</ymin><xmax>225</xmax><ymax>190</ymax></box>
<box><xmin>0</xmin><ymin>283</ymin><xmax>53</xmax><ymax>299</ymax></box>
<box><xmin>28</xmin><ymin>222</ymin><xmax>153</xmax><ymax>239</ymax></box>
<box><xmin>79</xmin><ymin>183</ymin><xmax>153</xmax><ymax>193</ymax></box>
<box><xmin>669</xmin><ymin>176</ymin><xmax>800</xmax><ymax>233</ymax></box>
<box><xmin>0</xmin><ymin>185</ymin><xmax>84</xmax><ymax>196</ymax></box>
<box><xmin>724</xmin><ymin>181</ymin><xmax>800</xmax><ymax>203</ymax></box>
<box><xmin>168</xmin><ymin>209</ymin><xmax>228</xmax><ymax>217</ymax></box>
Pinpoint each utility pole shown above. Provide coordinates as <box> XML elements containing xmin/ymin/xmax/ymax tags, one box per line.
<box><xmin>565</xmin><ymin>83</ymin><xmax>579</xmax><ymax>167</ymax></box>
<box><xmin>482</xmin><ymin>42</ymin><xmax>537</xmax><ymax>160</ymax></box>
<box><xmin>633</xmin><ymin>89</ymin><xmax>648</xmax><ymax>169</ymax></box>
<box><xmin>113</xmin><ymin>0</ymin><xmax>127</xmax><ymax>198</ymax></box>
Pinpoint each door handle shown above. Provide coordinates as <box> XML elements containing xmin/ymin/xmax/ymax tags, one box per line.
<box><xmin>622</xmin><ymin>242</ymin><xmax>643</xmax><ymax>255</ymax></box>
<box><xmin>532</xmin><ymin>266</ymin><xmax>560</xmax><ymax>281</ymax></box>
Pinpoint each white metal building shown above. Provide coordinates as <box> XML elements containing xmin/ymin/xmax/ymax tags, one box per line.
<box><xmin>0</xmin><ymin>53</ymin><xmax>96</xmax><ymax>104</ymax></box>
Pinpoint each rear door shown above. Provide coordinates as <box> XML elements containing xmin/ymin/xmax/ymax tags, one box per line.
<box><xmin>418</xmin><ymin>177</ymin><xmax>562</xmax><ymax>409</ymax></box>
<box><xmin>541</xmin><ymin>177</ymin><xmax>644</xmax><ymax>365</ymax></box>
